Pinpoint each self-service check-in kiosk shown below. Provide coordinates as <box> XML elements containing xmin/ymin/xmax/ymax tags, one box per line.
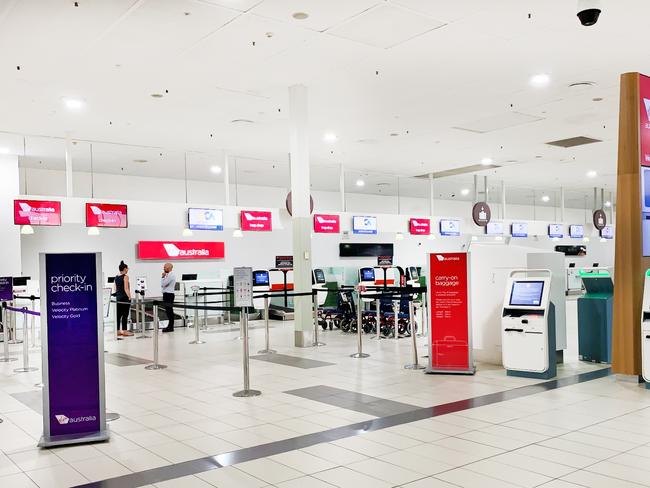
<box><xmin>641</xmin><ymin>270</ymin><xmax>650</xmax><ymax>388</ymax></box>
<box><xmin>502</xmin><ymin>270</ymin><xmax>556</xmax><ymax>379</ymax></box>
<box><xmin>252</xmin><ymin>270</ymin><xmax>270</xmax><ymax>310</ymax></box>
<box><xmin>313</xmin><ymin>269</ymin><xmax>327</xmax><ymax>306</ymax></box>
<box><xmin>578</xmin><ymin>268</ymin><xmax>613</xmax><ymax>363</ymax></box>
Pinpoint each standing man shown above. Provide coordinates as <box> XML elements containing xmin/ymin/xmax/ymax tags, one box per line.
<box><xmin>161</xmin><ymin>263</ymin><xmax>177</xmax><ymax>333</ymax></box>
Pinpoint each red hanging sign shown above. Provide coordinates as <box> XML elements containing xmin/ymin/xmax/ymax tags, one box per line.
<box><xmin>14</xmin><ymin>199</ymin><xmax>61</xmax><ymax>226</ymax></box>
<box><xmin>240</xmin><ymin>211</ymin><xmax>272</xmax><ymax>231</ymax></box>
<box><xmin>86</xmin><ymin>203</ymin><xmax>128</xmax><ymax>228</ymax></box>
<box><xmin>409</xmin><ymin>218</ymin><xmax>431</xmax><ymax>235</ymax></box>
<box><xmin>138</xmin><ymin>241</ymin><xmax>225</xmax><ymax>260</ymax></box>
<box><xmin>313</xmin><ymin>214</ymin><xmax>340</xmax><ymax>233</ymax></box>
<box><xmin>427</xmin><ymin>252</ymin><xmax>474</xmax><ymax>374</ymax></box>
<box><xmin>640</xmin><ymin>74</ymin><xmax>650</xmax><ymax>167</ymax></box>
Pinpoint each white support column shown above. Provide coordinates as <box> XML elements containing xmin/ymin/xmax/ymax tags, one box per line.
<box><xmin>501</xmin><ymin>180</ymin><xmax>506</xmax><ymax>220</ymax></box>
<box><xmin>429</xmin><ymin>173</ymin><xmax>434</xmax><ymax>216</ymax></box>
<box><xmin>224</xmin><ymin>152</ymin><xmax>230</xmax><ymax>206</ymax></box>
<box><xmin>339</xmin><ymin>164</ymin><xmax>345</xmax><ymax>212</ymax></box>
<box><xmin>64</xmin><ymin>134</ymin><xmax>73</xmax><ymax>197</ymax></box>
<box><xmin>0</xmin><ymin>155</ymin><xmax>21</xmax><ymax>276</ymax></box>
<box><xmin>288</xmin><ymin>85</ymin><xmax>313</xmax><ymax>347</ymax></box>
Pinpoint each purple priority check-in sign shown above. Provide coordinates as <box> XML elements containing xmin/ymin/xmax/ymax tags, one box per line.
<box><xmin>0</xmin><ymin>277</ymin><xmax>12</xmax><ymax>301</ymax></box>
<box><xmin>40</xmin><ymin>253</ymin><xmax>107</xmax><ymax>446</ymax></box>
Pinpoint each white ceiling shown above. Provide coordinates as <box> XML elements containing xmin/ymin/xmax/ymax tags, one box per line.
<box><xmin>0</xmin><ymin>0</ymin><xmax>644</xmax><ymax>199</ymax></box>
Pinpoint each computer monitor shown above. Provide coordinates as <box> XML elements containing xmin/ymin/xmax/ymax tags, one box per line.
<box><xmin>511</xmin><ymin>222</ymin><xmax>528</xmax><ymax>238</ymax></box>
<box><xmin>440</xmin><ymin>219</ymin><xmax>460</xmax><ymax>236</ymax></box>
<box><xmin>509</xmin><ymin>281</ymin><xmax>544</xmax><ymax>307</ymax></box>
<box><xmin>569</xmin><ymin>225</ymin><xmax>584</xmax><ymax>238</ymax></box>
<box><xmin>12</xmin><ymin>277</ymin><xmax>29</xmax><ymax>286</ymax></box>
<box><xmin>360</xmin><ymin>268</ymin><xmax>375</xmax><ymax>281</ymax></box>
<box><xmin>313</xmin><ymin>269</ymin><xmax>325</xmax><ymax>284</ymax></box>
<box><xmin>486</xmin><ymin>222</ymin><xmax>504</xmax><ymax>235</ymax></box>
<box><xmin>107</xmin><ymin>276</ymin><xmax>116</xmax><ymax>283</ymax></box>
<box><xmin>253</xmin><ymin>270</ymin><xmax>270</xmax><ymax>286</ymax></box>
<box><xmin>181</xmin><ymin>274</ymin><xmax>198</xmax><ymax>281</ymax></box>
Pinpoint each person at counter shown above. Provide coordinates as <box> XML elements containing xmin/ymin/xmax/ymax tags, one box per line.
<box><xmin>115</xmin><ymin>261</ymin><xmax>133</xmax><ymax>337</ymax></box>
<box><xmin>161</xmin><ymin>263</ymin><xmax>176</xmax><ymax>333</ymax></box>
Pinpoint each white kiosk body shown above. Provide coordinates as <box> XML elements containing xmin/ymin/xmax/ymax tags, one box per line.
<box><xmin>641</xmin><ymin>270</ymin><xmax>650</xmax><ymax>385</ymax></box>
<box><xmin>501</xmin><ymin>269</ymin><xmax>556</xmax><ymax>379</ymax></box>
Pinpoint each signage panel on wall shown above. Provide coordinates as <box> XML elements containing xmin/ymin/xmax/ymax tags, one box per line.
<box><xmin>409</xmin><ymin>218</ymin><xmax>431</xmax><ymax>235</ymax></box>
<box><xmin>569</xmin><ymin>225</ymin><xmax>584</xmax><ymax>238</ymax></box>
<box><xmin>233</xmin><ymin>267</ymin><xmax>253</xmax><ymax>307</ymax></box>
<box><xmin>426</xmin><ymin>252</ymin><xmax>474</xmax><ymax>375</ymax></box>
<box><xmin>439</xmin><ymin>219</ymin><xmax>460</xmax><ymax>236</ymax></box>
<box><xmin>85</xmin><ymin>203</ymin><xmax>128</xmax><ymax>228</ymax></box>
<box><xmin>548</xmin><ymin>224</ymin><xmax>564</xmax><ymax>238</ymax></box>
<box><xmin>592</xmin><ymin>209</ymin><xmax>607</xmax><ymax>230</ymax></box>
<box><xmin>601</xmin><ymin>225</ymin><xmax>614</xmax><ymax>239</ymax></box>
<box><xmin>14</xmin><ymin>199</ymin><xmax>61</xmax><ymax>226</ymax></box>
<box><xmin>352</xmin><ymin>216</ymin><xmax>377</xmax><ymax>235</ymax></box>
<box><xmin>313</xmin><ymin>214</ymin><xmax>340</xmax><ymax>233</ymax></box>
<box><xmin>377</xmin><ymin>255</ymin><xmax>393</xmax><ymax>267</ymax></box>
<box><xmin>640</xmin><ymin>74</ymin><xmax>650</xmax><ymax>166</ymax></box>
<box><xmin>188</xmin><ymin>208</ymin><xmax>223</xmax><ymax>231</ymax></box>
<box><xmin>39</xmin><ymin>252</ymin><xmax>107</xmax><ymax>447</ymax></box>
<box><xmin>275</xmin><ymin>255</ymin><xmax>294</xmax><ymax>269</ymax></box>
<box><xmin>486</xmin><ymin>222</ymin><xmax>504</xmax><ymax>235</ymax></box>
<box><xmin>138</xmin><ymin>241</ymin><xmax>225</xmax><ymax>260</ymax></box>
<box><xmin>472</xmin><ymin>202</ymin><xmax>491</xmax><ymax>226</ymax></box>
<box><xmin>241</xmin><ymin>211</ymin><xmax>272</xmax><ymax>231</ymax></box>
<box><xmin>0</xmin><ymin>276</ymin><xmax>12</xmax><ymax>301</ymax></box>
<box><xmin>511</xmin><ymin>222</ymin><xmax>528</xmax><ymax>238</ymax></box>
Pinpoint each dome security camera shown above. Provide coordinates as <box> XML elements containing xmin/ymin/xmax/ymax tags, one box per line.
<box><xmin>577</xmin><ymin>0</ymin><xmax>602</xmax><ymax>26</ymax></box>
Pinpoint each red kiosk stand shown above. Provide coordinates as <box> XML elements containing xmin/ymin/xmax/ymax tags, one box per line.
<box><xmin>425</xmin><ymin>252</ymin><xmax>475</xmax><ymax>375</ymax></box>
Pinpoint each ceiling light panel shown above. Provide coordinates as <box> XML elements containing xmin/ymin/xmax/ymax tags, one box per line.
<box><xmin>327</xmin><ymin>4</ymin><xmax>446</xmax><ymax>49</ymax></box>
<box><xmin>251</xmin><ymin>0</ymin><xmax>379</xmax><ymax>32</ymax></box>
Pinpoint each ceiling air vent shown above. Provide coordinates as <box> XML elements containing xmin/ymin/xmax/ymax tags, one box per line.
<box><xmin>415</xmin><ymin>163</ymin><xmax>501</xmax><ymax>179</ymax></box>
<box><xmin>546</xmin><ymin>136</ymin><xmax>602</xmax><ymax>148</ymax></box>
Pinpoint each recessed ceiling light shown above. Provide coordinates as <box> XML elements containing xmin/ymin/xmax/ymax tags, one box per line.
<box><xmin>323</xmin><ymin>132</ymin><xmax>337</xmax><ymax>143</ymax></box>
<box><xmin>605</xmin><ymin>200</ymin><xmax>612</xmax><ymax>207</ymax></box>
<box><xmin>133</xmin><ymin>159</ymin><xmax>148</xmax><ymax>163</ymax></box>
<box><xmin>481</xmin><ymin>157</ymin><xmax>493</xmax><ymax>165</ymax></box>
<box><xmin>592</xmin><ymin>97</ymin><xmax>604</xmax><ymax>102</ymax></box>
<box><xmin>530</xmin><ymin>73</ymin><xmax>550</xmax><ymax>87</ymax></box>
<box><xmin>210</xmin><ymin>165</ymin><xmax>222</xmax><ymax>174</ymax></box>
<box><xmin>541</xmin><ymin>195</ymin><xmax>550</xmax><ymax>202</ymax></box>
<box><xmin>356</xmin><ymin>179</ymin><xmax>365</xmax><ymax>187</ymax></box>
<box><xmin>460</xmin><ymin>188</ymin><xmax>470</xmax><ymax>196</ymax></box>
<box><xmin>230</xmin><ymin>119</ymin><xmax>255</xmax><ymax>124</ymax></box>
<box><xmin>587</xmin><ymin>170</ymin><xmax>597</xmax><ymax>178</ymax></box>
<box><xmin>389</xmin><ymin>132</ymin><xmax>399</xmax><ymax>137</ymax></box>
<box><xmin>64</xmin><ymin>98</ymin><xmax>85</xmax><ymax>110</ymax></box>
<box><xmin>0</xmin><ymin>147</ymin><xmax>10</xmax><ymax>154</ymax></box>
<box><xmin>292</xmin><ymin>12</ymin><xmax>309</xmax><ymax>20</ymax></box>
<box><xmin>150</xmin><ymin>93</ymin><xmax>164</xmax><ymax>98</ymax></box>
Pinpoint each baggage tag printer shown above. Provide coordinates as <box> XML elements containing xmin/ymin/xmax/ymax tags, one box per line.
<box><xmin>642</xmin><ymin>269</ymin><xmax>650</xmax><ymax>388</ymax></box>
<box><xmin>502</xmin><ymin>269</ymin><xmax>556</xmax><ymax>379</ymax></box>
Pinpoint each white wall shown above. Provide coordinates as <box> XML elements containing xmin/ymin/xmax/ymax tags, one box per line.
<box><xmin>1</xmin><ymin>155</ymin><xmax>21</xmax><ymax>276</ymax></box>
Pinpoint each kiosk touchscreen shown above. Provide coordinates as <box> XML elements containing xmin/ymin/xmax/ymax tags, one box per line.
<box><xmin>642</xmin><ymin>270</ymin><xmax>650</xmax><ymax>387</ymax></box>
<box><xmin>252</xmin><ymin>269</ymin><xmax>270</xmax><ymax>309</ymax></box>
<box><xmin>501</xmin><ymin>272</ymin><xmax>556</xmax><ymax>379</ymax></box>
<box><xmin>313</xmin><ymin>268</ymin><xmax>327</xmax><ymax>306</ymax></box>
<box><xmin>359</xmin><ymin>267</ymin><xmax>375</xmax><ymax>303</ymax></box>
<box><xmin>406</xmin><ymin>267</ymin><xmax>420</xmax><ymax>287</ymax></box>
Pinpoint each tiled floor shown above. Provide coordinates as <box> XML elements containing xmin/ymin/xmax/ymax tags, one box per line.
<box><xmin>0</xmin><ymin>302</ymin><xmax>647</xmax><ymax>488</ymax></box>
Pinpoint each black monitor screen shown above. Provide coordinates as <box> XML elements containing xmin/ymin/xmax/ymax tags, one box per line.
<box><xmin>408</xmin><ymin>267</ymin><xmax>419</xmax><ymax>280</ymax></box>
<box><xmin>509</xmin><ymin>281</ymin><xmax>544</xmax><ymax>307</ymax></box>
<box><xmin>181</xmin><ymin>274</ymin><xmax>198</xmax><ymax>281</ymax></box>
<box><xmin>360</xmin><ymin>268</ymin><xmax>375</xmax><ymax>281</ymax></box>
<box><xmin>313</xmin><ymin>269</ymin><xmax>325</xmax><ymax>283</ymax></box>
<box><xmin>253</xmin><ymin>270</ymin><xmax>270</xmax><ymax>286</ymax></box>
<box><xmin>107</xmin><ymin>276</ymin><xmax>116</xmax><ymax>283</ymax></box>
<box><xmin>339</xmin><ymin>243</ymin><xmax>394</xmax><ymax>257</ymax></box>
<box><xmin>12</xmin><ymin>277</ymin><xmax>29</xmax><ymax>286</ymax></box>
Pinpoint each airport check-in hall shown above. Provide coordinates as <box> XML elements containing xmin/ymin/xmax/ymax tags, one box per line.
<box><xmin>2</xmin><ymin>1</ymin><xmax>650</xmax><ymax>488</ymax></box>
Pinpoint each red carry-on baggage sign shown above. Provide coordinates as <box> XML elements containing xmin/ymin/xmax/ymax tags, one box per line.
<box><xmin>426</xmin><ymin>252</ymin><xmax>475</xmax><ymax>374</ymax></box>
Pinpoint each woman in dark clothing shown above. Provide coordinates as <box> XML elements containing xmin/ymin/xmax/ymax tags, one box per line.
<box><xmin>114</xmin><ymin>261</ymin><xmax>133</xmax><ymax>337</ymax></box>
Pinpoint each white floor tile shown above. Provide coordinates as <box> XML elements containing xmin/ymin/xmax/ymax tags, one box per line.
<box><xmin>183</xmin><ymin>435</ymin><xmax>239</xmax><ymax>456</ymax></box>
<box><xmin>347</xmin><ymin>458</ymin><xmax>424</xmax><ymax>485</ymax></box>
<box><xmin>436</xmin><ymin>467</ymin><xmax>523</xmax><ymax>488</ymax></box>
<box><xmin>376</xmin><ymin>449</ymin><xmax>454</xmax><ymax>476</ymax></box>
<box><xmin>313</xmin><ymin>466</ymin><xmax>393</xmax><ymax>488</ymax></box>
<box><xmin>109</xmin><ymin>449</ymin><xmax>170</xmax><ymax>472</ymax></box>
<box><xmin>275</xmin><ymin>475</ymin><xmax>340</xmax><ymax>488</ymax></box>
<box><xmin>236</xmin><ymin>458</ymin><xmax>303</xmax><ymax>484</ymax></box>
<box><xmin>270</xmin><ymin>450</ymin><xmax>337</xmax><ymax>474</ymax></box>
<box><xmin>301</xmin><ymin>443</ymin><xmax>369</xmax><ymax>465</ymax></box>
<box><xmin>69</xmin><ymin>455</ymin><xmax>132</xmax><ymax>482</ymax></box>
<box><xmin>0</xmin><ymin>472</ymin><xmax>39</xmax><ymax>487</ymax></box>
<box><xmin>400</xmin><ymin>478</ymin><xmax>463</xmax><ymax>488</ymax></box>
<box><xmin>464</xmin><ymin>459</ymin><xmax>551</xmax><ymax>488</ymax></box>
<box><xmin>562</xmin><ymin>469</ymin><xmax>647</xmax><ymax>488</ymax></box>
<box><xmin>331</xmin><ymin>436</ymin><xmax>396</xmax><ymax>457</ymax></box>
<box><xmin>25</xmin><ymin>463</ymin><xmax>88</xmax><ymax>488</ymax></box>
<box><xmin>196</xmin><ymin>466</ymin><xmax>268</xmax><ymax>488</ymax></box>
<box><xmin>154</xmin><ymin>474</ymin><xmax>215</xmax><ymax>488</ymax></box>
<box><xmin>9</xmin><ymin>449</ymin><xmax>64</xmax><ymax>471</ymax></box>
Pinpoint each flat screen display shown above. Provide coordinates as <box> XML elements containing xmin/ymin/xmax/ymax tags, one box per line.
<box><xmin>253</xmin><ymin>270</ymin><xmax>270</xmax><ymax>286</ymax></box>
<box><xmin>486</xmin><ymin>222</ymin><xmax>504</xmax><ymax>235</ymax></box>
<box><xmin>548</xmin><ymin>224</ymin><xmax>564</xmax><ymax>238</ymax></box>
<box><xmin>569</xmin><ymin>225</ymin><xmax>584</xmax><ymax>238</ymax></box>
<box><xmin>600</xmin><ymin>225</ymin><xmax>614</xmax><ymax>239</ymax></box>
<box><xmin>339</xmin><ymin>243</ymin><xmax>393</xmax><ymax>257</ymax></box>
<box><xmin>14</xmin><ymin>199</ymin><xmax>61</xmax><ymax>226</ymax></box>
<box><xmin>360</xmin><ymin>268</ymin><xmax>375</xmax><ymax>281</ymax></box>
<box><xmin>188</xmin><ymin>208</ymin><xmax>223</xmax><ymax>231</ymax></box>
<box><xmin>181</xmin><ymin>274</ymin><xmax>198</xmax><ymax>281</ymax></box>
<box><xmin>352</xmin><ymin>216</ymin><xmax>377</xmax><ymax>235</ymax></box>
<box><xmin>313</xmin><ymin>269</ymin><xmax>325</xmax><ymax>283</ymax></box>
<box><xmin>509</xmin><ymin>281</ymin><xmax>545</xmax><ymax>307</ymax></box>
<box><xmin>440</xmin><ymin>219</ymin><xmax>460</xmax><ymax>236</ymax></box>
<box><xmin>511</xmin><ymin>222</ymin><xmax>528</xmax><ymax>237</ymax></box>
<box><xmin>86</xmin><ymin>203</ymin><xmax>128</xmax><ymax>228</ymax></box>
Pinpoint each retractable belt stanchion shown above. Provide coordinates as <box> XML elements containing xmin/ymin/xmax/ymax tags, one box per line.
<box><xmin>14</xmin><ymin>307</ymin><xmax>38</xmax><ymax>373</ymax></box>
<box><xmin>375</xmin><ymin>298</ymin><xmax>381</xmax><ymax>340</ymax></box>
<box><xmin>258</xmin><ymin>296</ymin><xmax>275</xmax><ymax>354</ymax></box>
<box><xmin>136</xmin><ymin>292</ymin><xmax>150</xmax><ymax>339</ymax></box>
<box><xmin>203</xmin><ymin>290</ymin><xmax>208</xmax><ymax>329</ymax></box>
<box><xmin>189</xmin><ymin>302</ymin><xmax>206</xmax><ymax>345</ymax></box>
<box><xmin>30</xmin><ymin>296</ymin><xmax>37</xmax><ymax>347</ymax></box>
<box><xmin>0</xmin><ymin>304</ymin><xmax>17</xmax><ymax>363</ymax></box>
<box><xmin>405</xmin><ymin>299</ymin><xmax>425</xmax><ymax>370</ymax></box>
<box><xmin>313</xmin><ymin>291</ymin><xmax>325</xmax><ymax>347</ymax></box>
<box><xmin>8</xmin><ymin>301</ymin><xmax>20</xmax><ymax>344</ymax></box>
<box><xmin>393</xmin><ymin>300</ymin><xmax>399</xmax><ymax>339</ymax></box>
<box><xmin>351</xmin><ymin>290</ymin><xmax>369</xmax><ymax>358</ymax></box>
<box><xmin>145</xmin><ymin>304</ymin><xmax>167</xmax><ymax>370</ymax></box>
<box><xmin>233</xmin><ymin>306</ymin><xmax>261</xmax><ymax>397</ymax></box>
